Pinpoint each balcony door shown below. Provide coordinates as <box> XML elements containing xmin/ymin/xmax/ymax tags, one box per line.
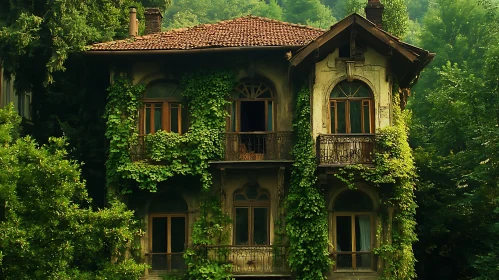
<box><xmin>148</xmin><ymin>193</ymin><xmax>188</xmax><ymax>271</ymax></box>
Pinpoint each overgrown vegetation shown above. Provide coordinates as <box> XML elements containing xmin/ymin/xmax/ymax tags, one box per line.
<box><xmin>104</xmin><ymin>70</ymin><xmax>235</xmax><ymax>279</ymax></box>
<box><xmin>0</xmin><ymin>104</ymin><xmax>146</xmax><ymax>279</ymax></box>
<box><xmin>335</xmin><ymin>85</ymin><xmax>417</xmax><ymax>279</ymax></box>
<box><xmin>285</xmin><ymin>86</ymin><xmax>331</xmax><ymax>279</ymax></box>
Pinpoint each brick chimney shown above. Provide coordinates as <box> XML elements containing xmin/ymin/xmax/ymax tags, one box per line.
<box><xmin>145</xmin><ymin>8</ymin><xmax>163</xmax><ymax>34</ymax></box>
<box><xmin>129</xmin><ymin>7</ymin><xmax>138</xmax><ymax>37</ymax></box>
<box><xmin>365</xmin><ymin>0</ymin><xmax>384</xmax><ymax>29</ymax></box>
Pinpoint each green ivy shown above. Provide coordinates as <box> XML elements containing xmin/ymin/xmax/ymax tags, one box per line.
<box><xmin>104</xmin><ymin>70</ymin><xmax>235</xmax><ymax>279</ymax></box>
<box><xmin>285</xmin><ymin>86</ymin><xmax>331</xmax><ymax>279</ymax></box>
<box><xmin>335</xmin><ymin>84</ymin><xmax>417</xmax><ymax>279</ymax></box>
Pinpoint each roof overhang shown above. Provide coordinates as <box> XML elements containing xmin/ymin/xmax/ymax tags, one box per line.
<box><xmin>85</xmin><ymin>45</ymin><xmax>303</xmax><ymax>55</ymax></box>
<box><xmin>290</xmin><ymin>14</ymin><xmax>435</xmax><ymax>88</ymax></box>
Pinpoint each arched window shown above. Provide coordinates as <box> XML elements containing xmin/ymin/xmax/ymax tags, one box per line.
<box><xmin>230</xmin><ymin>79</ymin><xmax>275</xmax><ymax>132</ymax></box>
<box><xmin>148</xmin><ymin>193</ymin><xmax>187</xmax><ymax>271</ymax></box>
<box><xmin>332</xmin><ymin>189</ymin><xmax>374</xmax><ymax>271</ymax></box>
<box><xmin>140</xmin><ymin>80</ymin><xmax>189</xmax><ymax>135</ymax></box>
<box><xmin>233</xmin><ymin>184</ymin><xmax>270</xmax><ymax>245</ymax></box>
<box><xmin>330</xmin><ymin>81</ymin><xmax>374</xmax><ymax>134</ymax></box>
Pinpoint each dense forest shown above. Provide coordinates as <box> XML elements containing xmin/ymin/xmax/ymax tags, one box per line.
<box><xmin>1</xmin><ymin>0</ymin><xmax>499</xmax><ymax>279</ymax></box>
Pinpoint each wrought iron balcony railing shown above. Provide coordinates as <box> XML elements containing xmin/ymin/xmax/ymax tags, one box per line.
<box><xmin>222</xmin><ymin>132</ymin><xmax>293</xmax><ymax>161</ymax></box>
<box><xmin>204</xmin><ymin>245</ymin><xmax>289</xmax><ymax>275</ymax></box>
<box><xmin>317</xmin><ymin>134</ymin><xmax>376</xmax><ymax>166</ymax></box>
<box><xmin>130</xmin><ymin>132</ymin><xmax>293</xmax><ymax>162</ymax></box>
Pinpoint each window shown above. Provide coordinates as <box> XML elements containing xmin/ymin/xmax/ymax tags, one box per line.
<box><xmin>333</xmin><ymin>190</ymin><xmax>374</xmax><ymax>271</ymax></box>
<box><xmin>230</xmin><ymin>79</ymin><xmax>275</xmax><ymax>133</ymax></box>
<box><xmin>330</xmin><ymin>81</ymin><xmax>373</xmax><ymax>134</ymax></box>
<box><xmin>233</xmin><ymin>184</ymin><xmax>270</xmax><ymax>245</ymax></box>
<box><xmin>140</xmin><ymin>81</ymin><xmax>189</xmax><ymax>135</ymax></box>
<box><xmin>148</xmin><ymin>193</ymin><xmax>188</xmax><ymax>271</ymax></box>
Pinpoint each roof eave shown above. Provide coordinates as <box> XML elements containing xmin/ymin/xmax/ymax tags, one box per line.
<box><xmin>85</xmin><ymin>45</ymin><xmax>303</xmax><ymax>55</ymax></box>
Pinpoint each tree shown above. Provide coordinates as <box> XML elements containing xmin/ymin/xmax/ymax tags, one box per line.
<box><xmin>163</xmin><ymin>0</ymin><xmax>283</xmax><ymax>29</ymax></box>
<box><xmin>281</xmin><ymin>0</ymin><xmax>336</xmax><ymax>28</ymax></box>
<box><xmin>0</xmin><ymin>105</ymin><xmax>145</xmax><ymax>279</ymax></box>
<box><xmin>381</xmin><ymin>0</ymin><xmax>409</xmax><ymax>38</ymax></box>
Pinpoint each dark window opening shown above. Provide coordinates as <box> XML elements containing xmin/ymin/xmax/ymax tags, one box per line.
<box><xmin>339</xmin><ymin>43</ymin><xmax>351</xmax><ymax>58</ymax></box>
<box><xmin>240</xmin><ymin>101</ymin><xmax>266</xmax><ymax>132</ymax></box>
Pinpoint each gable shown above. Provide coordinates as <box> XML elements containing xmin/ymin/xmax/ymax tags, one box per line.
<box><xmin>290</xmin><ymin>14</ymin><xmax>435</xmax><ymax>88</ymax></box>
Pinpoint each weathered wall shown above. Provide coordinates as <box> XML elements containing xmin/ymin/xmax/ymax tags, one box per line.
<box><xmin>311</xmin><ymin>47</ymin><xmax>392</xmax><ymax>140</ymax></box>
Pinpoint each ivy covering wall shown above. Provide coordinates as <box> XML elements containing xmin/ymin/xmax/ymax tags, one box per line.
<box><xmin>336</xmin><ymin>84</ymin><xmax>417</xmax><ymax>279</ymax></box>
<box><xmin>285</xmin><ymin>86</ymin><xmax>331</xmax><ymax>279</ymax></box>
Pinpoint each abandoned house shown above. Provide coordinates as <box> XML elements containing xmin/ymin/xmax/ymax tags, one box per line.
<box><xmin>86</xmin><ymin>1</ymin><xmax>434</xmax><ymax>279</ymax></box>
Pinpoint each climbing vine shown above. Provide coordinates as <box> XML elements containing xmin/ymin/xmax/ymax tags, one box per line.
<box><xmin>104</xmin><ymin>70</ymin><xmax>235</xmax><ymax>279</ymax></box>
<box><xmin>335</xmin><ymin>84</ymin><xmax>417</xmax><ymax>279</ymax></box>
<box><xmin>285</xmin><ymin>86</ymin><xmax>331</xmax><ymax>280</ymax></box>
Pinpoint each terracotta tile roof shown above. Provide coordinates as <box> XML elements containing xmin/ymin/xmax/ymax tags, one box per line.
<box><xmin>90</xmin><ymin>15</ymin><xmax>326</xmax><ymax>51</ymax></box>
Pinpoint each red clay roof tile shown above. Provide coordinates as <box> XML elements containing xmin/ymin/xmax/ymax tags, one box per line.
<box><xmin>90</xmin><ymin>15</ymin><xmax>326</xmax><ymax>51</ymax></box>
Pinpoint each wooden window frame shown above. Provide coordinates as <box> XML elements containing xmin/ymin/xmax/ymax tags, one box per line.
<box><xmin>228</xmin><ymin>80</ymin><xmax>276</xmax><ymax>133</ymax></box>
<box><xmin>148</xmin><ymin>213</ymin><xmax>188</xmax><ymax>271</ymax></box>
<box><xmin>233</xmin><ymin>187</ymin><xmax>270</xmax><ymax>246</ymax></box>
<box><xmin>329</xmin><ymin>99</ymin><xmax>374</xmax><ymax>134</ymax></box>
<box><xmin>332</xmin><ymin>212</ymin><xmax>375</xmax><ymax>271</ymax></box>
<box><xmin>139</xmin><ymin>99</ymin><xmax>185</xmax><ymax>136</ymax></box>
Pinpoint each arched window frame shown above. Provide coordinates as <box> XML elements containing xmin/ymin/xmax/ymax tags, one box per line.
<box><xmin>140</xmin><ymin>80</ymin><xmax>188</xmax><ymax>135</ymax></box>
<box><xmin>331</xmin><ymin>189</ymin><xmax>375</xmax><ymax>271</ymax></box>
<box><xmin>329</xmin><ymin>80</ymin><xmax>374</xmax><ymax>134</ymax></box>
<box><xmin>229</xmin><ymin>78</ymin><xmax>276</xmax><ymax>132</ymax></box>
<box><xmin>148</xmin><ymin>193</ymin><xmax>188</xmax><ymax>271</ymax></box>
<box><xmin>233</xmin><ymin>184</ymin><xmax>270</xmax><ymax>246</ymax></box>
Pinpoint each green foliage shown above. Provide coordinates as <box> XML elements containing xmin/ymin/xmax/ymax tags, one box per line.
<box><xmin>164</xmin><ymin>0</ymin><xmax>283</xmax><ymax>29</ymax></box>
<box><xmin>381</xmin><ymin>0</ymin><xmax>410</xmax><ymax>38</ymax></box>
<box><xmin>0</xmin><ymin>104</ymin><xmax>146</xmax><ymax>279</ymax></box>
<box><xmin>105</xmin><ymin>71</ymin><xmax>235</xmax><ymax>279</ymax></box>
<box><xmin>335</xmin><ymin>86</ymin><xmax>417</xmax><ymax>279</ymax></box>
<box><xmin>285</xmin><ymin>86</ymin><xmax>330</xmax><ymax>279</ymax></box>
<box><xmin>281</xmin><ymin>0</ymin><xmax>336</xmax><ymax>28</ymax></box>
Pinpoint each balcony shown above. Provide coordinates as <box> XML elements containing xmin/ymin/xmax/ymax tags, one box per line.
<box><xmin>205</xmin><ymin>245</ymin><xmax>289</xmax><ymax>276</ymax></box>
<box><xmin>221</xmin><ymin>132</ymin><xmax>293</xmax><ymax>161</ymax></box>
<box><xmin>317</xmin><ymin>134</ymin><xmax>375</xmax><ymax>166</ymax></box>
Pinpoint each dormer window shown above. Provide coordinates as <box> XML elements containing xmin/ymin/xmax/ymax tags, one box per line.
<box><xmin>140</xmin><ymin>81</ymin><xmax>189</xmax><ymax>135</ymax></box>
<box><xmin>330</xmin><ymin>81</ymin><xmax>374</xmax><ymax>134</ymax></box>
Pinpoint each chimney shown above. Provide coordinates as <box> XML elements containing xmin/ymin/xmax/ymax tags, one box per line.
<box><xmin>365</xmin><ymin>0</ymin><xmax>384</xmax><ymax>29</ymax></box>
<box><xmin>129</xmin><ymin>7</ymin><xmax>138</xmax><ymax>37</ymax></box>
<box><xmin>144</xmin><ymin>8</ymin><xmax>163</xmax><ymax>34</ymax></box>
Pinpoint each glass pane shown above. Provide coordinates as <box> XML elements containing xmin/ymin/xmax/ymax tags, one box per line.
<box><xmin>235</xmin><ymin>208</ymin><xmax>249</xmax><ymax>245</ymax></box>
<box><xmin>245</xmin><ymin>185</ymin><xmax>259</xmax><ymax>199</ymax></box>
<box><xmin>154</xmin><ymin>106</ymin><xmax>162</xmax><ymax>132</ymax></box>
<box><xmin>337</xmin><ymin>102</ymin><xmax>346</xmax><ymax>133</ymax></box>
<box><xmin>363</xmin><ymin>102</ymin><xmax>371</xmax><ymax>133</ymax></box>
<box><xmin>170</xmin><ymin>104</ymin><xmax>179</xmax><ymax>133</ymax></box>
<box><xmin>152</xmin><ymin>217</ymin><xmax>167</xmax><ymax>253</ymax></box>
<box><xmin>334</xmin><ymin>190</ymin><xmax>374</xmax><ymax>211</ymax></box>
<box><xmin>330</xmin><ymin>102</ymin><xmax>336</xmax><ymax>133</ymax></box>
<box><xmin>146</xmin><ymin>107</ymin><xmax>151</xmax><ymax>134</ymax></box>
<box><xmin>350</xmin><ymin>101</ymin><xmax>362</xmax><ymax>133</ymax></box>
<box><xmin>257</xmin><ymin>193</ymin><xmax>269</xmax><ymax>201</ymax></box>
<box><xmin>171</xmin><ymin>217</ymin><xmax>186</xmax><ymax>253</ymax></box>
<box><xmin>253</xmin><ymin>208</ymin><xmax>268</xmax><ymax>245</ymax></box>
<box><xmin>336</xmin><ymin>216</ymin><xmax>352</xmax><ymax>252</ymax></box>
<box><xmin>234</xmin><ymin>194</ymin><xmax>246</xmax><ymax>201</ymax></box>
<box><xmin>355</xmin><ymin>215</ymin><xmax>371</xmax><ymax>252</ymax></box>
<box><xmin>146</xmin><ymin>81</ymin><xmax>180</xmax><ymax>98</ymax></box>
<box><xmin>354</xmin><ymin>83</ymin><xmax>370</xmax><ymax>97</ymax></box>
<box><xmin>181</xmin><ymin>105</ymin><xmax>189</xmax><ymax>133</ymax></box>
<box><xmin>231</xmin><ymin>102</ymin><xmax>236</xmax><ymax>132</ymax></box>
<box><xmin>356</xmin><ymin>253</ymin><xmax>372</xmax><ymax>269</ymax></box>
<box><xmin>267</xmin><ymin>102</ymin><xmax>273</xmax><ymax>131</ymax></box>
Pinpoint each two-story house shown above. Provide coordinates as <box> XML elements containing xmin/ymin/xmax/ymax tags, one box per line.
<box><xmin>87</xmin><ymin>1</ymin><xmax>433</xmax><ymax>279</ymax></box>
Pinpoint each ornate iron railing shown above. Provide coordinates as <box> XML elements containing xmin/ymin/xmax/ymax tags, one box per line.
<box><xmin>130</xmin><ymin>132</ymin><xmax>293</xmax><ymax>162</ymax></box>
<box><xmin>317</xmin><ymin>134</ymin><xmax>376</xmax><ymax>165</ymax></box>
<box><xmin>204</xmin><ymin>245</ymin><xmax>289</xmax><ymax>275</ymax></box>
<box><xmin>146</xmin><ymin>252</ymin><xmax>186</xmax><ymax>272</ymax></box>
<box><xmin>222</xmin><ymin>132</ymin><xmax>293</xmax><ymax>161</ymax></box>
